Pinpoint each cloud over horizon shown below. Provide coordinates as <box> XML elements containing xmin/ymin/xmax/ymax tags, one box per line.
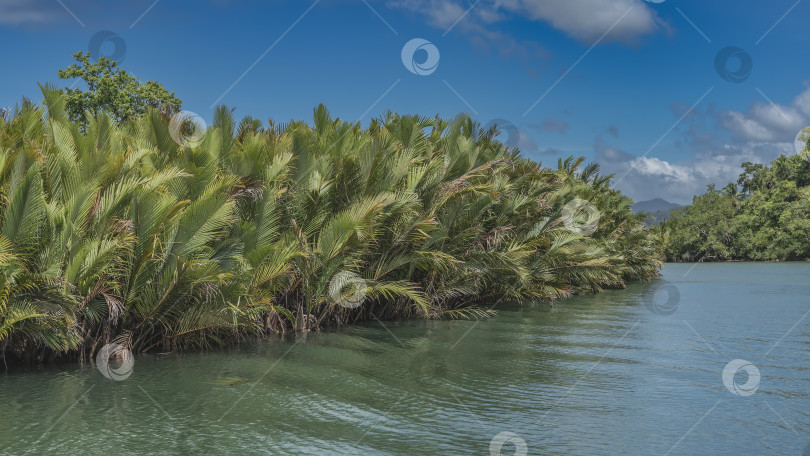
<box><xmin>720</xmin><ymin>85</ymin><xmax>810</xmax><ymax>142</ymax></box>
<box><xmin>605</xmin><ymin>85</ymin><xmax>810</xmax><ymax>204</ymax></box>
<box><xmin>611</xmin><ymin>142</ymin><xmax>791</xmax><ymax>204</ymax></box>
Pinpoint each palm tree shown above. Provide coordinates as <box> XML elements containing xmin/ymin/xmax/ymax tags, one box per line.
<box><xmin>0</xmin><ymin>91</ymin><xmax>662</xmax><ymax>363</ymax></box>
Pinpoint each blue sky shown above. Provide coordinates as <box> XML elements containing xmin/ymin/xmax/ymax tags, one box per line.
<box><xmin>1</xmin><ymin>0</ymin><xmax>808</xmax><ymax>204</ymax></box>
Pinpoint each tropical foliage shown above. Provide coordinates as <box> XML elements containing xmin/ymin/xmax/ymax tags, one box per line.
<box><xmin>661</xmin><ymin>135</ymin><xmax>810</xmax><ymax>262</ymax></box>
<box><xmin>57</xmin><ymin>52</ymin><xmax>182</xmax><ymax>124</ymax></box>
<box><xmin>0</xmin><ymin>88</ymin><xmax>660</xmax><ymax>363</ymax></box>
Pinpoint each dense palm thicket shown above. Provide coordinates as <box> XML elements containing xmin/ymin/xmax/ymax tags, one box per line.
<box><xmin>661</xmin><ymin>147</ymin><xmax>810</xmax><ymax>262</ymax></box>
<box><xmin>0</xmin><ymin>89</ymin><xmax>660</xmax><ymax>363</ymax></box>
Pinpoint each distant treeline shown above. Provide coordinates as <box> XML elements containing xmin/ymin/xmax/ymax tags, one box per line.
<box><xmin>661</xmin><ymin>144</ymin><xmax>810</xmax><ymax>262</ymax></box>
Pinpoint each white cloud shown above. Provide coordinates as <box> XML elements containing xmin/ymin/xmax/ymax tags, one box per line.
<box><xmin>628</xmin><ymin>156</ymin><xmax>693</xmax><ymax>183</ymax></box>
<box><xmin>721</xmin><ymin>111</ymin><xmax>779</xmax><ymax>141</ymax></box>
<box><xmin>386</xmin><ymin>0</ymin><xmax>665</xmax><ymax>45</ymax></box>
<box><xmin>604</xmin><ymin>83</ymin><xmax>810</xmax><ymax>204</ymax></box>
<box><xmin>611</xmin><ymin>142</ymin><xmax>792</xmax><ymax>204</ymax></box>
<box><xmin>387</xmin><ymin>0</ymin><xmax>555</xmax><ymax>77</ymax></box>
<box><xmin>496</xmin><ymin>0</ymin><xmax>663</xmax><ymax>44</ymax></box>
<box><xmin>0</xmin><ymin>0</ymin><xmax>58</xmax><ymax>25</ymax></box>
<box><xmin>720</xmin><ymin>85</ymin><xmax>810</xmax><ymax>142</ymax></box>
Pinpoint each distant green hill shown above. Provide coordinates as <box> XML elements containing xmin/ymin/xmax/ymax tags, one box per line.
<box><xmin>631</xmin><ymin>198</ymin><xmax>683</xmax><ymax>225</ymax></box>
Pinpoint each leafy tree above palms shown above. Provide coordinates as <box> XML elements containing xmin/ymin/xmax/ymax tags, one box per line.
<box><xmin>57</xmin><ymin>51</ymin><xmax>181</xmax><ymax>124</ymax></box>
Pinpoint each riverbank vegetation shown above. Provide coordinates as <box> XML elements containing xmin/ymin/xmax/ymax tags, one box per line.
<box><xmin>0</xmin><ymin>86</ymin><xmax>661</xmax><ymax>363</ymax></box>
<box><xmin>661</xmin><ymin>138</ymin><xmax>810</xmax><ymax>262</ymax></box>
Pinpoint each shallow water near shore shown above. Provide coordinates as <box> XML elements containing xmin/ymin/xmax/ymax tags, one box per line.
<box><xmin>2</xmin><ymin>262</ymin><xmax>809</xmax><ymax>455</ymax></box>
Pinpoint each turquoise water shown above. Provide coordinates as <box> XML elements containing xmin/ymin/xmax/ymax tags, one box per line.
<box><xmin>2</xmin><ymin>263</ymin><xmax>809</xmax><ymax>455</ymax></box>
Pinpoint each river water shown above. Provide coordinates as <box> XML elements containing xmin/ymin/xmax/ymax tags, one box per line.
<box><xmin>2</xmin><ymin>263</ymin><xmax>809</xmax><ymax>455</ymax></box>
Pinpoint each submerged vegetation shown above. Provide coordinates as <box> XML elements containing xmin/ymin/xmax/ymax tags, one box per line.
<box><xmin>0</xmin><ymin>88</ymin><xmax>661</xmax><ymax>363</ymax></box>
<box><xmin>661</xmin><ymin>138</ymin><xmax>810</xmax><ymax>262</ymax></box>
